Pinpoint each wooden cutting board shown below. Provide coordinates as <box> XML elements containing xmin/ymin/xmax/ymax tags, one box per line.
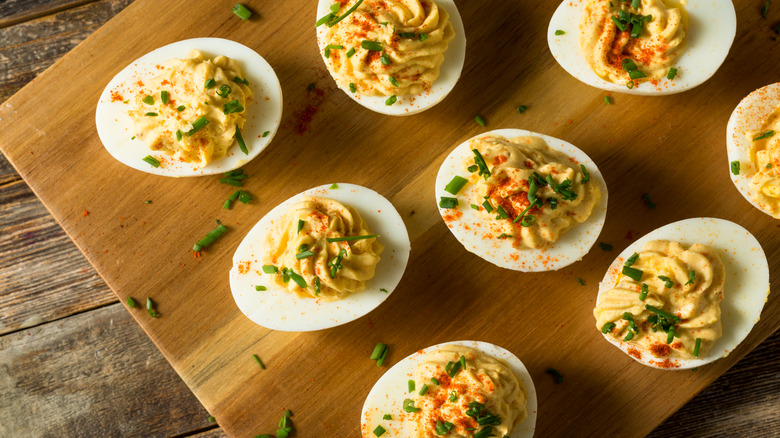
<box><xmin>1</xmin><ymin>0</ymin><xmax>777</xmax><ymax>436</ymax></box>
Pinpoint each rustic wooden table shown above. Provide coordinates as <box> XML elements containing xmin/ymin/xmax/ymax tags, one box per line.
<box><xmin>0</xmin><ymin>0</ymin><xmax>777</xmax><ymax>437</ymax></box>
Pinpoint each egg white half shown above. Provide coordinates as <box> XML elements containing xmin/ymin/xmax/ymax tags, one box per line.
<box><xmin>547</xmin><ymin>0</ymin><xmax>736</xmax><ymax>95</ymax></box>
<box><xmin>229</xmin><ymin>183</ymin><xmax>411</xmax><ymax>332</ymax></box>
<box><xmin>435</xmin><ymin>129</ymin><xmax>608</xmax><ymax>272</ymax></box>
<box><xmin>360</xmin><ymin>340</ymin><xmax>538</xmax><ymax>438</ymax></box>
<box><xmin>315</xmin><ymin>0</ymin><xmax>466</xmax><ymax>116</ymax></box>
<box><xmin>597</xmin><ymin>217</ymin><xmax>770</xmax><ymax>370</ymax></box>
<box><xmin>96</xmin><ymin>38</ymin><xmax>283</xmax><ymax>177</ymax></box>
<box><xmin>726</xmin><ymin>82</ymin><xmax>780</xmax><ymax>219</ymax></box>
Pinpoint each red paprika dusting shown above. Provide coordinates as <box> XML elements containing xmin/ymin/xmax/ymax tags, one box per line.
<box><xmin>649</xmin><ymin>343</ymin><xmax>671</xmax><ymax>357</ymax></box>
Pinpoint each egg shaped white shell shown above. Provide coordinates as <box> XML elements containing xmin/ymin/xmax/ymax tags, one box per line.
<box><xmin>435</xmin><ymin>129</ymin><xmax>608</xmax><ymax>272</ymax></box>
<box><xmin>726</xmin><ymin>82</ymin><xmax>780</xmax><ymax>219</ymax></box>
<box><xmin>360</xmin><ymin>340</ymin><xmax>537</xmax><ymax>437</ymax></box>
<box><xmin>229</xmin><ymin>183</ymin><xmax>411</xmax><ymax>332</ymax></box>
<box><xmin>315</xmin><ymin>0</ymin><xmax>466</xmax><ymax>116</ymax></box>
<box><xmin>96</xmin><ymin>38</ymin><xmax>283</xmax><ymax>177</ymax></box>
<box><xmin>547</xmin><ymin>0</ymin><xmax>736</xmax><ymax>95</ymax></box>
<box><xmin>597</xmin><ymin>218</ymin><xmax>770</xmax><ymax>370</ymax></box>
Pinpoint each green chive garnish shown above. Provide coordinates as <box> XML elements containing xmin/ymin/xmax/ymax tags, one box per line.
<box><xmin>449</xmin><ymin>390</ymin><xmax>457</xmax><ymax>402</ymax></box>
<box><xmin>495</xmin><ymin>205</ymin><xmax>509</xmax><ymax>220</ymax></box>
<box><xmin>471</xmin><ymin>204</ymin><xmax>479</xmax><ymax>210</ymax></box>
<box><xmin>666</xmin><ymin>326</ymin><xmax>676</xmax><ymax>344</ymax></box>
<box><xmin>430</xmin><ymin>378</ymin><xmax>439</xmax><ymax>385</ymax></box>
<box><xmin>192</xmin><ymin>223</ymin><xmax>228</xmax><ymax>252</ymax></box>
<box><xmin>731</xmin><ymin>160</ymin><xmax>740</xmax><ymax>175</ymax></box>
<box><xmin>252</xmin><ymin>354</ymin><xmax>266</xmax><ymax>369</ymax></box>
<box><xmin>693</xmin><ymin>337</ymin><xmax>702</xmax><ymax>357</ymax></box>
<box><xmin>380</xmin><ymin>54</ymin><xmax>390</xmax><ymax>65</ymax></box>
<box><xmin>383</xmin><ymin>414</ymin><xmax>392</xmax><ymax>420</ymax></box>
<box><xmin>418</xmin><ymin>384</ymin><xmax>428</xmax><ymax>396</ymax></box>
<box><xmin>439</xmin><ymin>197</ymin><xmax>458</xmax><ymax>209</ymax></box>
<box><xmin>481</xmin><ymin>200</ymin><xmax>494</xmax><ymax>213</ymax></box>
<box><xmin>385</xmin><ymin>95</ymin><xmax>397</xmax><ymax>106</ymax></box>
<box><xmin>297</xmin><ymin>219</ymin><xmax>304</xmax><ymax>234</ymax></box>
<box><xmin>233</xmin><ymin>76</ymin><xmax>249</xmax><ymax>85</ymax></box>
<box><xmin>625</xmin><ymin>252</ymin><xmax>639</xmax><ymax>266</ymax></box>
<box><xmin>186</xmin><ymin>116</ymin><xmax>209</xmax><ymax>135</ymax></box>
<box><xmin>176</xmin><ymin>105</ymin><xmax>185</xmax><ymax>111</ymax></box>
<box><xmin>176</xmin><ymin>129</ymin><xmax>183</xmax><ymax>141</ymax></box>
<box><xmin>160</xmin><ymin>90</ymin><xmax>169</xmax><ymax>104</ymax></box>
<box><xmin>255</xmin><ymin>286</ymin><xmax>267</xmax><ymax>291</ymax></box>
<box><xmin>546</xmin><ymin>367</ymin><xmax>563</xmax><ymax>384</ymax></box>
<box><xmin>217</xmin><ymin>85</ymin><xmax>232</xmax><ymax>98</ymax></box>
<box><xmin>580</xmin><ymin>164</ymin><xmax>590</xmax><ymax>183</ymax></box>
<box><xmin>142</xmin><ymin>95</ymin><xmax>154</xmax><ymax>105</ymax></box>
<box><xmin>389</xmin><ymin>76</ymin><xmax>399</xmax><ymax>87</ymax></box>
<box><xmin>262</xmin><ymin>265</ymin><xmax>278</xmax><ymax>274</ymax></box>
<box><xmin>599</xmin><ymin>242</ymin><xmax>613</xmax><ymax>251</ymax></box>
<box><xmin>373</xmin><ymin>426</ymin><xmax>386</xmax><ymax>437</ymax></box>
<box><xmin>577</xmin><ymin>277</ymin><xmax>585</xmax><ymax>286</ymax></box>
<box><xmin>323</xmin><ymin>44</ymin><xmax>344</xmax><ymax>58</ymax></box>
<box><xmin>555</xmin><ymin>29</ymin><xmax>566</xmax><ymax>35</ymax></box>
<box><xmin>403</xmin><ymin>398</ymin><xmax>420</xmax><ymax>413</ymax></box>
<box><xmin>475</xmin><ymin>115</ymin><xmax>486</xmax><ymax>126</ymax></box>
<box><xmin>602</xmin><ymin>322</ymin><xmax>616</xmax><ymax>333</ymax></box>
<box><xmin>685</xmin><ymin>270</ymin><xmax>695</xmax><ymax>286</ymax></box>
<box><xmin>361</xmin><ymin>40</ymin><xmax>383</xmax><ymax>51</ymax></box>
<box><xmin>762</xmin><ymin>0</ymin><xmax>770</xmax><ymax>18</ymax></box>
<box><xmin>232</xmin><ymin>3</ymin><xmax>252</xmax><ymax>20</ymax></box>
<box><xmin>330</xmin><ymin>183</ymin><xmax>339</xmax><ymax>189</ymax></box>
<box><xmin>223</xmin><ymin>99</ymin><xmax>245</xmax><ymax>114</ymax></box>
<box><xmin>326</xmin><ymin>0</ymin><xmax>364</xmax><ymax>27</ymax></box>
<box><xmin>408</xmin><ymin>380</ymin><xmax>415</xmax><ymax>393</ymax></box>
<box><xmin>205</xmin><ymin>78</ymin><xmax>216</xmax><ymax>89</ymax></box>
<box><xmin>624</xmin><ymin>331</ymin><xmax>635</xmax><ymax>341</ymax></box>
<box><xmin>753</xmin><ymin>130</ymin><xmax>775</xmax><ymax>141</ymax></box>
<box><xmin>646</xmin><ymin>305</ymin><xmax>681</xmax><ymax>322</ymax></box>
<box><xmin>144</xmin><ymin>112</ymin><xmax>158</xmax><ymax>117</ymax></box>
<box><xmin>380</xmin><ymin>288</ymin><xmax>388</xmax><ymax>293</ymax></box>
<box><xmin>642</xmin><ymin>193</ymin><xmax>656</xmax><ymax>209</ymax></box>
<box><xmin>638</xmin><ymin>283</ymin><xmax>649</xmax><ymax>301</ymax></box>
<box><xmin>444</xmin><ymin>175</ymin><xmax>468</xmax><ymax>195</ymax></box>
<box><xmin>346</xmin><ymin>47</ymin><xmax>356</xmax><ymax>58</ymax></box>
<box><xmin>126</xmin><ymin>297</ymin><xmax>136</xmax><ymax>308</ymax></box>
<box><xmin>517</xmin><ymin>105</ymin><xmax>528</xmax><ymax>113</ymax></box>
<box><xmin>622</xmin><ymin>266</ymin><xmax>644</xmax><ymax>281</ymax></box>
<box><xmin>658</xmin><ymin>275</ymin><xmax>674</xmax><ymax>288</ymax></box>
<box><xmin>142</xmin><ymin>155</ymin><xmax>160</xmax><ymax>167</ymax></box>
<box><xmin>262</xmin><ymin>130</ymin><xmax>270</xmax><ymax>137</ymax></box>
<box><xmin>419</xmin><ymin>33</ymin><xmax>427</xmax><ymax>41</ymax></box>
<box><xmin>349</xmin><ymin>82</ymin><xmax>357</xmax><ymax>93</ymax></box>
<box><xmin>370</xmin><ymin>343</ymin><xmax>387</xmax><ymax>360</ymax></box>
<box><xmin>235</xmin><ymin>126</ymin><xmax>248</xmax><ymax>155</ymax></box>
<box><xmin>667</xmin><ymin>67</ymin><xmax>678</xmax><ymax>80</ymax></box>
<box><xmin>326</xmin><ymin>234</ymin><xmax>379</xmax><ymax>242</ymax></box>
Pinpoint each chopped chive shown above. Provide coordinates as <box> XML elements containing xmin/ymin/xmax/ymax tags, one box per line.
<box><xmin>604</xmin><ymin>95</ymin><xmax>612</xmax><ymax>105</ymax></box>
<box><xmin>546</xmin><ymin>367</ymin><xmax>563</xmax><ymax>384</ymax></box>
<box><xmin>646</xmin><ymin>305</ymin><xmax>681</xmax><ymax>322</ymax></box>
<box><xmin>144</xmin><ymin>112</ymin><xmax>158</xmax><ymax>117</ymax></box>
<box><xmin>467</xmin><ymin>165</ymin><xmax>478</xmax><ymax>173</ymax></box>
<box><xmin>255</xmin><ymin>285</ymin><xmax>267</xmax><ymax>291</ymax></box>
<box><xmin>284</xmin><ymin>268</ymin><xmax>307</xmax><ymax>288</ymax></box>
<box><xmin>237</xmin><ymin>190</ymin><xmax>252</xmax><ymax>204</ymax></box>
<box><xmin>370</xmin><ymin>343</ymin><xmax>387</xmax><ymax>360</ymax></box>
<box><xmin>373</xmin><ymin>426</ymin><xmax>386</xmax><ymax>437</ymax></box>
<box><xmin>447</xmin><ymin>359</ymin><xmax>461</xmax><ymax>377</ymax></box>
<box><xmin>753</xmin><ymin>130</ymin><xmax>775</xmax><ymax>141</ymax></box>
<box><xmin>481</xmin><ymin>200</ymin><xmax>494</xmax><ymax>213</ymax></box>
<box><xmin>628</xmin><ymin>70</ymin><xmax>647</xmax><ymax>79</ymax></box>
<box><xmin>626</xmin><ymin>80</ymin><xmax>634</xmax><ymax>89</ymax></box>
<box><xmin>262</xmin><ymin>265</ymin><xmax>278</xmax><ymax>274</ymax></box>
<box><xmin>233</xmin><ymin>76</ymin><xmax>249</xmax><ymax>85</ymax></box>
<box><xmin>383</xmin><ymin>414</ymin><xmax>392</xmax><ymax>420</ymax></box>
<box><xmin>439</xmin><ymin>197</ymin><xmax>458</xmax><ymax>209</ymax></box>
<box><xmin>329</xmin><ymin>2</ymin><xmax>340</xmax><ymax>13</ymax></box>
<box><xmin>205</xmin><ymin>78</ymin><xmax>216</xmax><ymax>89</ymax></box>
<box><xmin>186</xmin><ymin>116</ymin><xmax>209</xmax><ymax>135</ymax></box>
<box><xmin>430</xmin><ymin>378</ymin><xmax>439</xmax><ymax>385</ymax></box>
<box><xmin>403</xmin><ymin>398</ymin><xmax>420</xmax><ymax>413</ymax></box>
<box><xmin>444</xmin><ymin>175</ymin><xmax>468</xmax><ymax>195</ymax></box>
<box><xmin>223</xmin><ymin>99</ymin><xmax>245</xmax><ymax>114</ymax></box>
<box><xmin>176</xmin><ymin>129</ymin><xmax>183</xmax><ymax>141</ymax></box>
<box><xmin>419</xmin><ymin>33</ymin><xmax>427</xmax><ymax>41</ymax></box>
<box><xmin>346</xmin><ymin>47</ymin><xmax>356</xmax><ymax>58</ymax></box>
<box><xmin>495</xmin><ymin>205</ymin><xmax>509</xmax><ymax>220</ymax></box>
<box><xmin>517</xmin><ymin>105</ymin><xmax>528</xmax><ymax>113</ymax></box>
<box><xmin>262</xmin><ymin>130</ymin><xmax>270</xmax><ymax>137</ymax></box>
<box><xmin>295</xmin><ymin>247</ymin><xmax>315</xmax><ymax>260</ymax></box>
<box><xmin>176</xmin><ymin>105</ymin><xmax>185</xmax><ymax>111</ymax></box>
<box><xmin>638</xmin><ymin>283</ymin><xmax>649</xmax><ymax>301</ymax></box>
<box><xmin>667</xmin><ymin>67</ymin><xmax>678</xmax><ymax>80</ymax></box>
<box><xmin>554</xmin><ymin>29</ymin><xmax>566</xmax><ymax>35</ymax></box>
<box><xmin>642</xmin><ymin>193</ymin><xmax>656</xmax><ymax>208</ymax></box>
<box><xmin>389</xmin><ymin>76</ymin><xmax>399</xmax><ymax>87</ymax></box>
<box><xmin>323</xmin><ymin>44</ymin><xmax>345</xmax><ymax>58</ymax></box>
<box><xmin>475</xmin><ymin>115</ymin><xmax>486</xmax><ymax>126</ymax></box>
<box><xmin>330</xmin><ymin>183</ymin><xmax>339</xmax><ymax>189</ymax></box>
<box><xmin>228</xmin><ymin>190</ymin><xmax>241</xmax><ymax>202</ymax></box>
<box><xmin>252</xmin><ymin>354</ymin><xmax>266</xmax><ymax>369</ymax></box>
<box><xmin>471</xmin><ymin>204</ymin><xmax>480</xmax><ymax>210</ymax></box>
<box><xmin>327</xmin><ymin>0</ymin><xmax>364</xmax><ymax>27</ymax></box>
<box><xmin>385</xmin><ymin>95</ymin><xmax>397</xmax><ymax>106</ymax></box>
<box><xmin>611</xmin><ymin>15</ymin><xmax>627</xmax><ymax>31</ymax></box>
<box><xmin>693</xmin><ymin>337</ymin><xmax>702</xmax><ymax>357</ymax></box>
<box><xmin>685</xmin><ymin>270</ymin><xmax>696</xmax><ymax>286</ymax></box>
<box><xmin>580</xmin><ymin>164</ymin><xmax>590</xmax><ymax>183</ymax></box>
<box><xmin>380</xmin><ymin>288</ymin><xmax>388</xmax><ymax>293</ymax></box>
<box><xmin>435</xmin><ymin>420</ymin><xmax>454</xmax><ymax>434</ymax></box>
<box><xmin>143</xmin><ymin>155</ymin><xmax>160</xmax><ymax>167</ymax></box>
<box><xmin>762</xmin><ymin>0</ymin><xmax>770</xmax><ymax>18</ymax></box>
<box><xmin>223</xmin><ymin>199</ymin><xmax>233</xmax><ymax>209</ymax></box>
<box><xmin>418</xmin><ymin>384</ymin><xmax>428</xmax><ymax>396</ymax></box>
<box><xmin>361</xmin><ymin>40</ymin><xmax>383</xmax><ymax>51</ymax></box>
<box><xmin>624</xmin><ymin>331</ymin><xmax>635</xmax><ymax>341</ymax></box>
<box><xmin>380</xmin><ymin>54</ymin><xmax>390</xmax><ymax>65</ymax></box>
<box><xmin>398</xmin><ymin>32</ymin><xmax>415</xmax><ymax>38</ymax></box>
<box><xmin>314</xmin><ymin>277</ymin><xmax>321</xmax><ymax>295</ymax></box>
<box><xmin>217</xmin><ymin>85</ymin><xmax>232</xmax><ymax>98</ymax></box>
<box><xmin>449</xmin><ymin>390</ymin><xmax>457</xmax><ymax>402</ymax></box>
<box><xmin>297</xmin><ymin>219</ymin><xmax>305</xmax><ymax>234</ymax></box>
<box><xmin>408</xmin><ymin>380</ymin><xmax>415</xmax><ymax>393</ymax></box>
<box><xmin>599</xmin><ymin>242</ymin><xmax>613</xmax><ymax>251</ymax></box>
<box><xmin>666</xmin><ymin>326</ymin><xmax>676</xmax><ymax>344</ymax></box>
<box><xmin>349</xmin><ymin>82</ymin><xmax>357</xmax><ymax>93</ymax></box>
<box><xmin>521</xmin><ymin>215</ymin><xmax>535</xmax><ymax>227</ymax></box>
<box><xmin>131</xmin><ymin>136</ymin><xmax>136</xmax><ymax>140</ymax></box>
<box><xmin>316</xmin><ymin>12</ymin><xmax>334</xmax><ymax>27</ymax></box>
<box><xmin>497</xmin><ymin>233</ymin><xmax>512</xmax><ymax>239</ymax></box>
<box><xmin>326</xmin><ymin>234</ymin><xmax>379</xmax><ymax>242</ymax></box>
<box><xmin>625</xmin><ymin>252</ymin><xmax>639</xmax><ymax>267</ymax></box>
<box><xmin>232</xmin><ymin>3</ymin><xmax>252</xmax><ymax>20</ymax></box>
<box><xmin>602</xmin><ymin>322</ymin><xmax>616</xmax><ymax>333</ymax></box>
<box><xmin>307</xmin><ymin>83</ymin><xmax>316</xmax><ymax>92</ymax></box>
<box><xmin>142</xmin><ymin>95</ymin><xmax>154</xmax><ymax>105</ymax></box>
<box><xmin>622</xmin><ymin>266</ymin><xmax>644</xmax><ymax>281</ymax></box>
<box><xmin>459</xmin><ymin>355</ymin><xmax>466</xmax><ymax>370</ymax></box>
<box><xmin>731</xmin><ymin>160</ymin><xmax>740</xmax><ymax>175</ymax></box>
<box><xmin>235</xmin><ymin>126</ymin><xmax>248</xmax><ymax>155</ymax></box>
<box><xmin>160</xmin><ymin>90</ymin><xmax>169</xmax><ymax>104</ymax></box>
<box><xmin>472</xmin><ymin>149</ymin><xmax>491</xmax><ymax>179</ymax></box>
<box><xmin>126</xmin><ymin>297</ymin><xmax>136</xmax><ymax>308</ymax></box>
<box><xmin>577</xmin><ymin>277</ymin><xmax>585</xmax><ymax>286</ymax></box>
<box><xmin>658</xmin><ymin>275</ymin><xmax>674</xmax><ymax>288</ymax></box>
<box><xmin>192</xmin><ymin>224</ymin><xmax>228</xmax><ymax>252</ymax></box>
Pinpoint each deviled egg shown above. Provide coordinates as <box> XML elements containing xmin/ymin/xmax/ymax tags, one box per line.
<box><xmin>548</xmin><ymin>0</ymin><xmax>736</xmax><ymax>95</ymax></box>
<box><xmin>726</xmin><ymin>82</ymin><xmax>780</xmax><ymax>218</ymax></box>
<box><xmin>361</xmin><ymin>340</ymin><xmax>537</xmax><ymax>438</ymax></box>
<box><xmin>595</xmin><ymin>218</ymin><xmax>769</xmax><ymax>369</ymax></box>
<box><xmin>435</xmin><ymin>129</ymin><xmax>608</xmax><ymax>272</ymax></box>
<box><xmin>96</xmin><ymin>38</ymin><xmax>283</xmax><ymax>176</ymax></box>
<box><xmin>315</xmin><ymin>0</ymin><xmax>466</xmax><ymax>115</ymax></box>
<box><xmin>229</xmin><ymin>183</ymin><xmax>410</xmax><ymax>331</ymax></box>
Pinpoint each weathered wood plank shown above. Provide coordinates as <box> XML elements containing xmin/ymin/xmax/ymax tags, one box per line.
<box><xmin>184</xmin><ymin>428</ymin><xmax>225</xmax><ymax>438</ymax></box>
<box><xmin>0</xmin><ymin>177</ymin><xmax>114</xmax><ymax>335</ymax></box>
<box><xmin>0</xmin><ymin>0</ymin><xmax>98</xmax><ymax>29</ymax></box>
<box><xmin>0</xmin><ymin>0</ymin><xmax>133</xmax><ymax>102</ymax></box>
<box><xmin>0</xmin><ymin>303</ymin><xmax>213</xmax><ymax>437</ymax></box>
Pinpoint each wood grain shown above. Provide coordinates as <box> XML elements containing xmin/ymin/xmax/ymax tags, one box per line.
<box><xmin>0</xmin><ymin>303</ymin><xmax>212</xmax><ymax>437</ymax></box>
<box><xmin>0</xmin><ymin>0</ymin><xmax>777</xmax><ymax>437</ymax></box>
<box><xmin>0</xmin><ymin>0</ymin><xmax>98</xmax><ymax>29</ymax></box>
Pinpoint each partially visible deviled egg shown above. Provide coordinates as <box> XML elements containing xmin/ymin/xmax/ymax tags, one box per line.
<box><xmin>361</xmin><ymin>340</ymin><xmax>537</xmax><ymax>438</ymax></box>
<box><xmin>595</xmin><ymin>218</ymin><xmax>769</xmax><ymax>370</ymax></box>
<box><xmin>726</xmin><ymin>82</ymin><xmax>780</xmax><ymax>218</ymax></box>
<box><xmin>547</xmin><ymin>0</ymin><xmax>736</xmax><ymax>95</ymax></box>
<box><xmin>229</xmin><ymin>183</ymin><xmax>410</xmax><ymax>332</ymax></box>
<box><xmin>96</xmin><ymin>38</ymin><xmax>283</xmax><ymax>176</ymax></box>
<box><xmin>315</xmin><ymin>0</ymin><xmax>466</xmax><ymax>116</ymax></box>
<box><xmin>435</xmin><ymin>129</ymin><xmax>608</xmax><ymax>272</ymax></box>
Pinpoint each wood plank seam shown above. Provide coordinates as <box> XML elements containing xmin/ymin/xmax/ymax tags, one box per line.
<box><xmin>0</xmin><ymin>0</ymin><xmax>99</xmax><ymax>30</ymax></box>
